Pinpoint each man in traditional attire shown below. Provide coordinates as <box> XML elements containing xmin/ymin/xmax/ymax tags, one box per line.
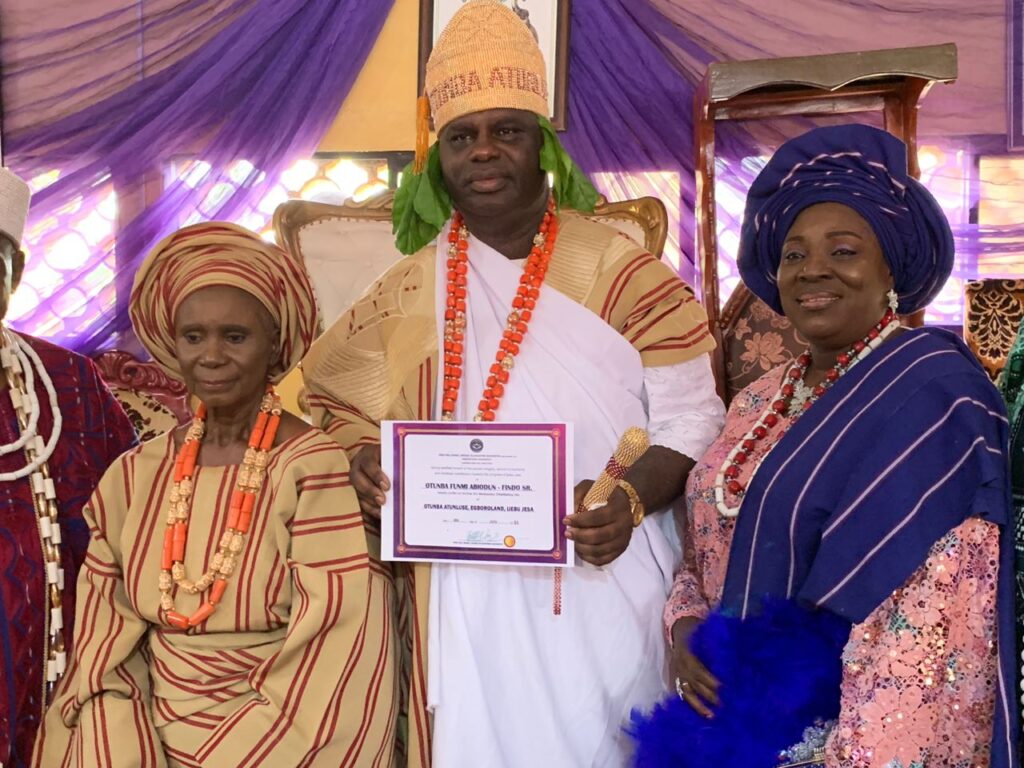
<box><xmin>303</xmin><ymin>2</ymin><xmax>724</xmax><ymax>765</ymax></box>
<box><xmin>0</xmin><ymin>167</ymin><xmax>137</xmax><ymax>766</ymax></box>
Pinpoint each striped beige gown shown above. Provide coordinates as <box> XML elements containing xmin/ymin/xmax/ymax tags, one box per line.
<box><xmin>33</xmin><ymin>428</ymin><xmax>397</xmax><ymax>768</ymax></box>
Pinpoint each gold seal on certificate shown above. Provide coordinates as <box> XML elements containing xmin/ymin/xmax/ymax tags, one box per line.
<box><xmin>380</xmin><ymin>421</ymin><xmax>573</xmax><ymax>566</ymax></box>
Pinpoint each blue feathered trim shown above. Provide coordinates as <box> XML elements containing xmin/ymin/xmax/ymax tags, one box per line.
<box><xmin>629</xmin><ymin>599</ymin><xmax>850</xmax><ymax>768</ymax></box>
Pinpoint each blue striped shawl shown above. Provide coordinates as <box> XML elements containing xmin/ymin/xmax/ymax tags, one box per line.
<box><xmin>721</xmin><ymin>327</ymin><xmax>1019</xmax><ymax>768</ymax></box>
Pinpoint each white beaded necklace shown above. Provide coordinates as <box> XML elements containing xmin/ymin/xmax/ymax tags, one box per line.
<box><xmin>714</xmin><ymin>312</ymin><xmax>900</xmax><ymax>518</ymax></box>
<box><xmin>0</xmin><ymin>328</ymin><xmax>67</xmax><ymax>699</ymax></box>
<box><xmin>0</xmin><ymin>330</ymin><xmax>62</xmax><ymax>475</ymax></box>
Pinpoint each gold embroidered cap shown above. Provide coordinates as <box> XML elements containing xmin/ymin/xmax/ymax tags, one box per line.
<box><xmin>425</xmin><ymin>0</ymin><xmax>548</xmax><ymax>131</ymax></box>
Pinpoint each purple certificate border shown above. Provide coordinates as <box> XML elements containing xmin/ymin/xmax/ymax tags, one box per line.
<box><xmin>391</xmin><ymin>421</ymin><xmax>569</xmax><ymax>565</ymax></box>
<box><xmin>1011</xmin><ymin>0</ymin><xmax>1024</xmax><ymax>150</ymax></box>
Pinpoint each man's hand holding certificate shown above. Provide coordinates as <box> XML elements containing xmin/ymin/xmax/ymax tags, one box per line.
<box><xmin>380</xmin><ymin>421</ymin><xmax>573</xmax><ymax>566</ymax></box>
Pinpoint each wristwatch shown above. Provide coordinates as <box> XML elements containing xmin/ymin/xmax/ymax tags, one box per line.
<box><xmin>616</xmin><ymin>479</ymin><xmax>645</xmax><ymax>527</ymax></box>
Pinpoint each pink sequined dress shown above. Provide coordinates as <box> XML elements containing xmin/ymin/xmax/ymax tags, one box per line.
<box><xmin>665</xmin><ymin>367</ymin><xmax>1000</xmax><ymax>768</ymax></box>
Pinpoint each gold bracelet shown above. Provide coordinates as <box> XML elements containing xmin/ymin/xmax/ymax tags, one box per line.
<box><xmin>616</xmin><ymin>479</ymin><xmax>646</xmax><ymax>527</ymax></box>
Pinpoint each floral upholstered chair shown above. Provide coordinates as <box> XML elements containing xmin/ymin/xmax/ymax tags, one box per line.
<box><xmin>964</xmin><ymin>279</ymin><xmax>1024</xmax><ymax>382</ymax></box>
<box><xmin>92</xmin><ymin>350</ymin><xmax>191</xmax><ymax>441</ymax></box>
<box><xmin>721</xmin><ymin>285</ymin><xmax>807</xmax><ymax>401</ymax></box>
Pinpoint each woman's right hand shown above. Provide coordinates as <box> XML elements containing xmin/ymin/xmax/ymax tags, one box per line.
<box><xmin>350</xmin><ymin>445</ymin><xmax>390</xmax><ymax>519</ymax></box>
<box><xmin>670</xmin><ymin>616</ymin><xmax>720</xmax><ymax>719</ymax></box>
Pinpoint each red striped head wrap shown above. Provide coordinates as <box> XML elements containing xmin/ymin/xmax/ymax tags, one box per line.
<box><xmin>129</xmin><ymin>222</ymin><xmax>318</xmax><ymax>383</ymax></box>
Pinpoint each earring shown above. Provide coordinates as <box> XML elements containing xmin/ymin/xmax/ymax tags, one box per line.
<box><xmin>887</xmin><ymin>289</ymin><xmax>899</xmax><ymax>313</ymax></box>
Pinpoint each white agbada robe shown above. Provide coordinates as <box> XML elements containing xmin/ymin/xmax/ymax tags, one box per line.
<box><xmin>428</xmin><ymin>226</ymin><xmax>680</xmax><ymax>767</ymax></box>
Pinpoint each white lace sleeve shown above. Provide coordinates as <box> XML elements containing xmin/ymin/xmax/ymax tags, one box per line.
<box><xmin>643</xmin><ymin>355</ymin><xmax>724</xmax><ymax>461</ymax></box>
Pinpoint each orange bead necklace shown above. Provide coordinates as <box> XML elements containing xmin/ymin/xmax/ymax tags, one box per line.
<box><xmin>159</xmin><ymin>387</ymin><xmax>282</xmax><ymax>630</ymax></box>
<box><xmin>441</xmin><ymin>198</ymin><xmax>558</xmax><ymax>422</ymax></box>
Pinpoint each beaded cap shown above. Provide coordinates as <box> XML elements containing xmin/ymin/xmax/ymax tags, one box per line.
<box><xmin>426</xmin><ymin>0</ymin><xmax>548</xmax><ymax>131</ymax></box>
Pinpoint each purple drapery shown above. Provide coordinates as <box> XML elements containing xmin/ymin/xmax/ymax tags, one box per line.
<box><xmin>562</xmin><ymin>0</ymin><xmax>762</xmax><ymax>286</ymax></box>
<box><xmin>2</xmin><ymin>0</ymin><xmax>1021</xmax><ymax>352</ymax></box>
<box><xmin>3</xmin><ymin>0</ymin><xmax>393</xmax><ymax>353</ymax></box>
<box><xmin>565</xmin><ymin>0</ymin><xmax>1024</xmax><ymax>317</ymax></box>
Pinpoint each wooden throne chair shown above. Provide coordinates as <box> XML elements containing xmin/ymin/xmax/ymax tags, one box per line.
<box><xmin>694</xmin><ymin>43</ymin><xmax>958</xmax><ymax>403</ymax></box>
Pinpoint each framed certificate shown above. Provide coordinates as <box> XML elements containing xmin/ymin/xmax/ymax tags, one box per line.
<box><xmin>381</xmin><ymin>421</ymin><xmax>573</xmax><ymax>566</ymax></box>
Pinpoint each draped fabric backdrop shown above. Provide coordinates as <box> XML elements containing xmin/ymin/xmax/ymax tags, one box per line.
<box><xmin>0</xmin><ymin>0</ymin><xmax>1021</xmax><ymax>353</ymax></box>
<box><xmin>2</xmin><ymin>0</ymin><xmax>395</xmax><ymax>352</ymax></box>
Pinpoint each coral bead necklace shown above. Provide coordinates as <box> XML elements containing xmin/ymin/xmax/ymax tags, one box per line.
<box><xmin>159</xmin><ymin>387</ymin><xmax>282</xmax><ymax>629</ymax></box>
<box><xmin>714</xmin><ymin>309</ymin><xmax>900</xmax><ymax>518</ymax></box>
<box><xmin>440</xmin><ymin>198</ymin><xmax>558</xmax><ymax>421</ymax></box>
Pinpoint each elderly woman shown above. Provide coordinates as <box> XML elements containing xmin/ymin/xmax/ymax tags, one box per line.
<box><xmin>33</xmin><ymin>223</ymin><xmax>396</xmax><ymax>767</ymax></box>
<box><xmin>632</xmin><ymin>125</ymin><xmax>1019</xmax><ymax>768</ymax></box>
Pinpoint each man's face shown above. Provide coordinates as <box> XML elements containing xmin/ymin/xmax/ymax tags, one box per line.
<box><xmin>0</xmin><ymin>235</ymin><xmax>25</xmax><ymax>323</ymax></box>
<box><xmin>437</xmin><ymin>108</ymin><xmax>547</xmax><ymax>218</ymax></box>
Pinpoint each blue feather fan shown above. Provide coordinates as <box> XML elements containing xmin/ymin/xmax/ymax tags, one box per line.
<box><xmin>629</xmin><ymin>599</ymin><xmax>850</xmax><ymax>767</ymax></box>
